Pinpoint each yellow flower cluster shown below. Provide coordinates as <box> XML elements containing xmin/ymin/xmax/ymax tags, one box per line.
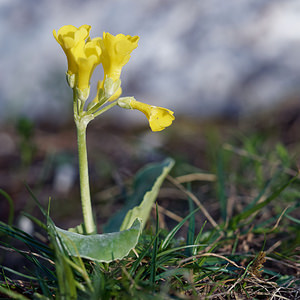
<box><xmin>53</xmin><ymin>25</ymin><xmax>174</xmax><ymax>131</ymax></box>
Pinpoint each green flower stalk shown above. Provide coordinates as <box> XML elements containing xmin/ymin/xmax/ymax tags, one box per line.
<box><xmin>53</xmin><ymin>25</ymin><xmax>175</xmax><ymax>234</ymax></box>
<box><xmin>73</xmin><ymin>90</ymin><xmax>95</xmax><ymax>234</ymax></box>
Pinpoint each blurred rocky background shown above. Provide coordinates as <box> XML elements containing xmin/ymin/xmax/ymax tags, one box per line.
<box><xmin>1</xmin><ymin>0</ymin><xmax>300</xmax><ymax>125</ymax></box>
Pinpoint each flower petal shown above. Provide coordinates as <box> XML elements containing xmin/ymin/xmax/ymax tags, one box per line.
<box><xmin>100</xmin><ymin>33</ymin><xmax>139</xmax><ymax>81</ymax></box>
<box><xmin>53</xmin><ymin>25</ymin><xmax>91</xmax><ymax>76</ymax></box>
<box><xmin>72</xmin><ymin>38</ymin><xmax>102</xmax><ymax>91</ymax></box>
<box><xmin>148</xmin><ymin>107</ymin><xmax>175</xmax><ymax>132</ymax></box>
<box><xmin>121</xmin><ymin>99</ymin><xmax>174</xmax><ymax>132</ymax></box>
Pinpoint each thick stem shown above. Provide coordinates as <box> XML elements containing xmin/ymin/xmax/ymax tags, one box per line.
<box><xmin>72</xmin><ymin>91</ymin><xmax>117</xmax><ymax>235</ymax></box>
<box><xmin>76</xmin><ymin>120</ymin><xmax>96</xmax><ymax>234</ymax></box>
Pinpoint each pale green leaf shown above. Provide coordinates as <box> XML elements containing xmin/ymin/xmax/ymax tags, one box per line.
<box><xmin>55</xmin><ymin>218</ymin><xmax>141</xmax><ymax>263</ymax></box>
<box><xmin>120</xmin><ymin>158</ymin><xmax>174</xmax><ymax>231</ymax></box>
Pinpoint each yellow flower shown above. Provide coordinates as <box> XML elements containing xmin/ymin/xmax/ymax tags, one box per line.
<box><xmin>100</xmin><ymin>33</ymin><xmax>139</xmax><ymax>81</ymax></box>
<box><xmin>53</xmin><ymin>25</ymin><xmax>91</xmax><ymax>75</ymax></box>
<box><xmin>118</xmin><ymin>98</ymin><xmax>174</xmax><ymax>132</ymax></box>
<box><xmin>72</xmin><ymin>38</ymin><xmax>102</xmax><ymax>92</ymax></box>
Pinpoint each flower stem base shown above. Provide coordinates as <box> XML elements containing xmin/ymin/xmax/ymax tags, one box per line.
<box><xmin>76</xmin><ymin>120</ymin><xmax>96</xmax><ymax>234</ymax></box>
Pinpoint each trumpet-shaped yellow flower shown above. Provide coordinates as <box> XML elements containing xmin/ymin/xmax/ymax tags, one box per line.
<box><xmin>53</xmin><ymin>25</ymin><xmax>91</xmax><ymax>75</ymax></box>
<box><xmin>100</xmin><ymin>33</ymin><xmax>139</xmax><ymax>81</ymax></box>
<box><xmin>118</xmin><ymin>98</ymin><xmax>175</xmax><ymax>132</ymax></box>
<box><xmin>72</xmin><ymin>38</ymin><xmax>102</xmax><ymax>92</ymax></box>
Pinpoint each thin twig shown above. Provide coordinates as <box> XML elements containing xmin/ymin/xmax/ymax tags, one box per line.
<box><xmin>268</xmin><ymin>205</ymin><xmax>291</xmax><ymax>234</ymax></box>
<box><xmin>178</xmin><ymin>252</ymin><xmax>245</xmax><ymax>270</ymax></box>
<box><xmin>270</xmin><ymin>287</ymin><xmax>292</xmax><ymax>300</ymax></box>
<box><xmin>154</xmin><ymin>203</ymin><xmax>184</xmax><ymax>223</ymax></box>
<box><xmin>167</xmin><ymin>175</ymin><xmax>221</xmax><ymax>232</ymax></box>
<box><xmin>0</xmin><ymin>245</ymin><xmax>54</xmax><ymax>265</ymax></box>
<box><xmin>175</xmin><ymin>173</ymin><xmax>216</xmax><ymax>183</ymax></box>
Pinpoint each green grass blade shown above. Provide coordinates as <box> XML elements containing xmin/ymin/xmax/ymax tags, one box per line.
<box><xmin>150</xmin><ymin>204</ymin><xmax>160</xmax><ymax>284</ymax></box>
<box><xmin>243</xmin><ymin>178</ymin><xmax>272</xmax><ymax>212</ymax></box>
<box><xmin>47</xmin><ymin>220</ymin><xmax>77</xmax><ymax>299</ymax></box>
<box><xmin>285</xmin><ymin>214</ymin><xmax>300</xmax><ymax>224</ymax></box>
<box><xmin>130</xmin><ymin>231</ymin><xmax>161</xmax><ymax>277</ymax></box>
<box><xmin>0</xmin><ymin>222</ymin><xmax>52</xmax><ymax>256</ymax></box>
<box><xmin>21</xmin><ymin>212</ymin><xmax>47</xmax><ymax>231</ymax></box>
<box><xmin>0</xmin><ymin>189</ymin><xmax>14</xmax><ymax>226</ymax></box>
<box><xmin>35</xmin><ymin>271</ymin><xmax>54</xmax><ymax>298</ymax></box>
<box><xmin>160</xmin><ymin>208</ymin><xmax>199</xmax><ymax>251</ymax></box>
<box><xmin>185</xmin><ymin>182</ymin><xmax>195</xmax><ymax>256</ymax></box>
<box><xmin>154</xmin><ymin>268</ymin><xmax>188</xmax><ymax>281</ymax></box>
<box><xmin>157</xmin><ymin>244</ymin><xmax>207</xmax><ymax>258</ymax></box>
<box><xmin>216</xmin><ymin>151</ymin><xmax>227</xmax><ymax>221</ymax></box>
<box><xmin>229</xmin><ymin>175</ymin><xmax>298</xmax><ymax>228</ymax></box>
<box><xmin>25</xmin><ymin>185</ymin><xmax>49</xmax><ymax>219</ymax></box>
<box><xmin>0</xmin><ymin>285</ymin><xmax>30</xmax><ymax>300</ymax></box>
<box><xmin>2</xmin><ymin>267</ymin><xmax>37</xmax><ymax>281</ymax></box>
<box><xmin>192</xmin><ymin>220</ymin><xmax>207</xmax><ymax>256</ymax></box>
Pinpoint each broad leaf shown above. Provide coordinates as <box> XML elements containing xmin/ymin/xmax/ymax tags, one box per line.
<box><xmin>120</xmin><ymin>158</ymin><xmax>174</xmax><ymax>231</ymax></box>
<box><xmin>104</xmin><ymin>158</ymin><xmax>175</xmax><ymax>233</ymax></box>
<box><xmin>55</xmin><ymin>218</ymin><xmax>141</xmax><ymax>263</ymax></box>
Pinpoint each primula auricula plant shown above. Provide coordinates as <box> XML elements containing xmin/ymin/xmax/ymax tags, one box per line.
<box><xmin>53</xmin><ymin>25</ymin><xmax>174</xmax><ymax>260</ymax></box>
